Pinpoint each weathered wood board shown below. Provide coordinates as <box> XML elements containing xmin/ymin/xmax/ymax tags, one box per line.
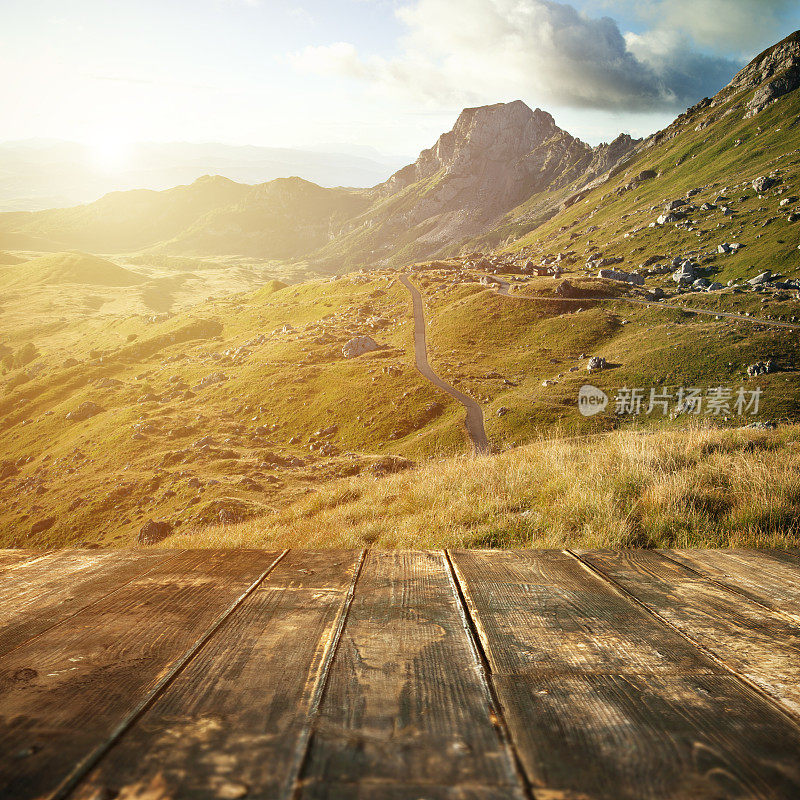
<box><xmin>0</xmin><ymin>548</ymin><xmax>797</xmax><ymax>800</ymax></box>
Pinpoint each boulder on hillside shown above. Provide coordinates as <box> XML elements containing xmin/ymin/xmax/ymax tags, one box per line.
<box><xmin>65</xmin><ymin>401</ymin><xmax>104</xmax><ymax>422</ymax></box>
<box><xmin>672</xmin><ymin>264</ymin><xmax>696</xmax><ymax>284</ymax></box>
<box><xmin>752</xmin><ymin>176</ymin><xmax>777</xmax><ymax>193</ymax></box>
<box><xmin>138</xmin><ymin>519</ymin><xmax>173</xmax><ymax>545</ymax></box>
<box><xmin>598</xmin><ymin>268</ymin><xmax>644</xmax><ymax>286</ymax></box>
<box><xmin>554</xmin><ymin>279</ymin><xmax>578</xmax><ymax>297</ymax></box>
<box><xmin>587</xmin><ymin>356</ymin><xmax>607</xmax><ymax>373</ymax></box>
<box><xmin>342</xmin><ymin>336</ymin><xmax>381</xmax><ymax>358</ymax></box>
<box><xmin>749</xmin><ymin>271</ymin><xmax>773</xmax><ymax>286</ymax></box>
<box><xmin>747</xmin><ymin>360</ymin><xmax>777</xmax><ymax>377</ymax></box>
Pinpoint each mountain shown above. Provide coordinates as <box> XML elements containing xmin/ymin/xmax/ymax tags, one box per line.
<box><xmin>0</xmin><ymin>103</ymin><xmax>636</xmax><ymax>267</ymax></box>
<box><xmin>311</xmin><ymin>102</ymin><xmax>638</xmax><ymax>270</ymax></box>
<box><xmin>0</xmin><ymin>30</ymin><xmax>799</xmax><ymax>274</ymax></box>
<box><xmin>3</xmin><ymin>30</ymin><xmax>800</xmax><ymax>549</ymax></box>
<box><xmin>0</xmin><ymin>140</ymin><xmax>403</xmax><ymax>211</ymax></box>
<box><xmin>497</xmin><ymin>28</ymin><xmax>800</xmax><ymax>286</ymax></box>
<box><xmin>0</xmin><ymin>175</ymin><xmax>370</xmax><ymax>257</ymax></box>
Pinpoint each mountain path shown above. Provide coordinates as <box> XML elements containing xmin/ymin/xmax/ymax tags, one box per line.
<box><xmin>490</xmin><ymin>277</ymin><xmax>800</xmax><ymax>330</ymax></box>
<box><xmin>399</xmin><ymin>274</ymin><xmax>489</xmax><ymax>454</ymax></box>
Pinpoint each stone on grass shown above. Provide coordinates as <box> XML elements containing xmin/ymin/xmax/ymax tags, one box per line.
<box><xmin>342</xmin><ymin>336</ymin><xmax>380</xmax><ymax>358</ymax></box>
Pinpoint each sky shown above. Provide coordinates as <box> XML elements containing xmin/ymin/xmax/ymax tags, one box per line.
<box><xmin>2</xmin><ymin>0</ymin><xmax>800</xmax><ymax>162</ymax></box>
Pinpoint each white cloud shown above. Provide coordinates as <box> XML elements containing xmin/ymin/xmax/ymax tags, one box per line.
<box><xmin>628</xmin><ymin>0</ymin><xmax>797</xmax><ymax>56</ymax></box>
<box><xmin>289</xmin><ymin>0</ymin><xmax>743</xmax><ymax>112</ymax></box>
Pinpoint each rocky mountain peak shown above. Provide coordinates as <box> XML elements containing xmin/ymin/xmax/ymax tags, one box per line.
<box><xmin>378</xmin><ymin>101</ymin><xmax>567</xmax><ymax>196</ymax></box>
<box><xmin>727</xmin><ymin>29</ymin><xmax>800</xmax><ymax>116</ymax></box>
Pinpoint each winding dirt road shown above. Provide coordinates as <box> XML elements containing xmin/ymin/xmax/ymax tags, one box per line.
<box><xmin>490</xmin><ymin>277</ymin><xmax>800</xmax><ymax>330</ymax></box>
<box><xmin>400</xmin><ymin>274</ymin><xmax>490</xmax><ymax>453</ymax></box>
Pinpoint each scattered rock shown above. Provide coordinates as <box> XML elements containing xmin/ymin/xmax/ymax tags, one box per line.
<box><xmin>342</xmin><ymin>336</ymin><xmax>381</xmax><ymax>358</ymax></box>
<box><xmin>196</xmin><ymin>372</ymin><xmax>228</xmax><ymax>389</ymax></box>
<box><xmin>586</xmin><ymin>356</ymin><xmax>607</xmax><ymax>373</ymax></box>
<box><xmin>598</xmin><ymin>268</ymin><xmax>644</xmax><ymax>286</ymax></box>
<box><xmin>30</xmin><ymin>517</ymin><xmax>56</xmax><ymax>535</ymax></box>
<box><xmin>752</xmin><ymin>175</ymin><xmax>777</xmax><ymax>193</ymax></box>
<box><xmin>554</xmin><ymin>279</ymin><xmax>577</xmax><ymax>297</ymax></box>
<box><xmin>138</xmin><ymin>519</ymin><xmax>173</xmax><ymax>545</ymax></box>
<box><xmin>747</xmin><ymin>360</ymin><xmax>777</xmax><ymax>377</ymax></box>
<box><xmin>65</xmin><ymin>401</ymin><xmax>104</xmax><ymax>422</ymax></box>
<box><xmin>748</xmin><ymin>271</ymin><xmax>773</xmax><ymax>286</ymax></box>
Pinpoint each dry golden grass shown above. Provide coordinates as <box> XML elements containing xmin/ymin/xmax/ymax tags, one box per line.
<box><xmin>161</xmin><ymin>423</ymin><xmax>800</xmax><ymax>550</ymax></box>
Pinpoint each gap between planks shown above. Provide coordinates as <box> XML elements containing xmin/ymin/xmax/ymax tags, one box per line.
<box><xmin>565</xmin><ymin>548</ymin><xmax>800</xmax><ymax>729</ymax></box>
<box><xmin>286</xmin><ymin>548</ymin><xmax>368</xmax><ymax>800</ymax></box>
<box><xmin>444</xmin><ymin>549</ymin><xmax>535</xmax><ymax>800</ymax></box>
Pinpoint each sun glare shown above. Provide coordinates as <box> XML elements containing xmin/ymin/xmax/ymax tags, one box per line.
<box><xmin>84</xmin><ymin>133</ymin><xmax>133</xmax><ymax>173</ymax></box>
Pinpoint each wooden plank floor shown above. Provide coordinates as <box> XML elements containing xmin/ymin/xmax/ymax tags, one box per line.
<box><xmin>0</xmin><ymin>549</ymin><xmax>798</xmax><ymax>800</ymax></box>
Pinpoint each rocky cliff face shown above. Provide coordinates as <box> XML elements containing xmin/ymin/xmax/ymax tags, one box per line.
<box><xmin>378</xmin><ymin>101</ymin><xmax>567</xmax><ymax>199</ymax></box>
<box><xmin>351</xmin><ymin>100</ymin><xmax>637</xmax><ymax>263</ymax></box>
<box><xmin>728</xmin><ymin>30</ymin><xmax>800</xmax><ymax>117</ymax></box>
<box><xmin>376</xmin><ymin>101</ymin><xmax>638</xmax><ymax>213</ymax></box>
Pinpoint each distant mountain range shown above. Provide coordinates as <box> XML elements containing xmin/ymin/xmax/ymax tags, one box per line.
<box><xmin>1</xmin><ymin>30</ymin><xmax>798</xmax><ymax>271</ymax></box>
<box><xmin>0</xmin><ymin>140</ymin><xmax>404</xmax><ymax>211</ymax></box>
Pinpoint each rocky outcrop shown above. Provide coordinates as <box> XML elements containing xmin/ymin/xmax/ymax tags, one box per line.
<box><xmin>726</xmin><ymin>31</ymin><xmax>800</xmax><ymax>117</ymax></box>
<box><xmin>342</xmin><ymin>336</ymin><xmax>380</xmax><ymax>358</ymax></box>
<box><xmin>343</xmin><ymin>100</ymin><xmax>639</xmax><ymax>267</ymax></box>
<box><xmin>138</xmin><ymin>519</ymin><xmax>173</xmax><ymax>545</ymax></box>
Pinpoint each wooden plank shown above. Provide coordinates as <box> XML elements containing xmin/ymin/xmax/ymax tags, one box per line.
<box><xmin>68</xmin><ymin>550</ymin><xmax>362</xmax><ymax>800</ymax></box>
<box><xmin>300</xmin><ymin>784</ymin><xmax>517</xmax><ymax>800</ymax></box>
<box><xmin>0</xmin><ymin>548</ymin><xmax>174</xmax><ymax>657</ymax></box>
<box><xmin>663</xmin><ymin>549</ymin><xmax>800</xmax><ymax>619</ymax></box>
<box><xmin>297</xmin><ymin>550</ymin><xmax>526</xmax><ymax>799</ymax></box>
<box><xmin>577</xmin><ymin>549</ymin><xmax>800</xmax><ymax>716</ymax></box>
<box><xmin>0</xmin><ymin>549</ymin><xmax>40</xmax><ymax>571</ymax></box>
<box><xmin>451</xmin><ymin>549</ymin><xmax>800</xmax><ymax>800</ymax></box>
<box><xmin>0</xmin><ymin>549</ymin><xmax>283</xmax><ymax>800</ymax></box>
<box><xmin>451</xmin><ymin>549</ymin><xmax>713</xmax><ymax>677</ymax></box>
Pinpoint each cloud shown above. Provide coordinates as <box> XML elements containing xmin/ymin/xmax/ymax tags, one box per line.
<box><xmin>289</xmin><ymin>0</ymin><xmax>744</xmax><ymax>112</ymax></box>
<box><xmin>628</xmin><ymin>0</ymin><xmax>798</xmax><ymax>55</ymax></box>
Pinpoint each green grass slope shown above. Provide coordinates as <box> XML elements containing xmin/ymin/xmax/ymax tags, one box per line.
<box><xmin>1</xmin><ymin>251</ymin><xmax>146</xmax><ymax>287</ymax></box>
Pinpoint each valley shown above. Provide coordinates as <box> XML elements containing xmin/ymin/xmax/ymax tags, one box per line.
<box><xmin>1</xmin><ymin>30</ymin><xmax>800</xmax><ymax>549</ymax></box>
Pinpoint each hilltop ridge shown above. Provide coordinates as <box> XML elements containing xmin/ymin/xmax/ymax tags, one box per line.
<box><xmin>3</xmin><ymin>31</ymin><xmax>799</xmax><ymax>272</ymax></box>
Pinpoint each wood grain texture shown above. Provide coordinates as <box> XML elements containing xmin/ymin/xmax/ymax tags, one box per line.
<box><xmin>0</xmin><ymin>549</ymin><xmax>40</xmax><ymax>571</ymax></box>
<box><xmin>300</xmin><ymin>783</ymin><xmax>521</xmax><ymax>800</ymax></box>
<box><xmin>450</xmin><ymin>549</ymin><xmax>714</xmax><ymax>677</ymax></box>
<box><xmin>0</xmin><ymin>548</ymin><xmax>173</xmax><ymax>657</ymax></box>
<box><xmin>0</xmin><ymin>549</ymin><xmax>282</xmax><ymax>800</ymax></box>
<box><xmin>451</xmin><ymin>549</ymin><xmax>800</xmax><ymax>800</ymax></box>
<box><xmin>298</xmin><ymin>550</ymin><xmax>525</xmax><ymax>799</ymax></box>
<box><xmin>68</xmin><ymin>550</ymin><xmax>361</xmax><ymax>800</ymax></box>
<box><xmin>494</xmin><ymin>672</ymin><xmax>800</xmax><ymax>800</ymax></box>
<box><xmin>576</xmin><ymin>549</ymin><xmax>800</xmax><ymax>716</ymax></box>
<box><xmin>662</xmin><ymin>549</ymin><xmax>800</xmax><ymax>620</ymax></box>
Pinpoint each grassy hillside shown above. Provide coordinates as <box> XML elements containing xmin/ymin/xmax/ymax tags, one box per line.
<box><xmin>1</xmin><ymin>252</ymin><xmax>145</xmax><ymax>287</ymax></box>
<box><xmin>499</xmin><ymin>81</ymin><xmax>800</xmax><ymax>285</ymax></box>
<box><xmin>160</xmin><ymin>424</ymin><xmax>800</xmax><ymax>549</ymax></box>
<box><xmin>0</xmin><ymin>175</ymin><xmax>371</xmax><ymax>260</ymax></box>
<box><xmin>3</xmin><ymin>257</ymin><xmax>798</xmax><ymax>548</ymax></box>
<box><xmin>0</xmin><ymin>272</ymin><xmax>472</xmax><ymax>547</ymax></box>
